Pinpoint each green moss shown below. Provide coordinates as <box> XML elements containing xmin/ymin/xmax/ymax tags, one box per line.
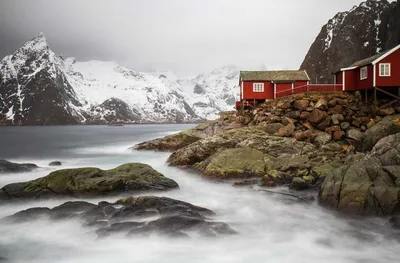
<box><xmin>19</xmin><ymin>163</ymin><xmax>177</xmax><ymax>196</ymax></box>
<box><xmin>203</xmin><ymin>148</ymin><xmax>265</xmax><ymax>178</ymax></box>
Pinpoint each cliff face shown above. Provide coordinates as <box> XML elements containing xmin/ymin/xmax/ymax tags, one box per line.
<box><xmin>300</xmin><ymin>0</ymin><xmax>399</xmax><ymax>84</ymax></box>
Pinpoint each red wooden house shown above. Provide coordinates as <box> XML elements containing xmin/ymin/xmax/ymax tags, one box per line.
<box><xmin>238</xmin><ymin>70</ymin><xmax>310</xmax><ymax>104</ymax></box>
<box><xmin>334</xmin><ymin>44</ymin><xmax>400</xmax><ymax>93</ymax></box>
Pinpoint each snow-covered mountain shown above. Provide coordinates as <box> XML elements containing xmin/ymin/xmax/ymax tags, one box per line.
<box><xmin>301</xmin><ymin>0</ymin><xmax>399</xmax><ymax>83</ymax></box>
<box><xmin>174</xmin><ymin>66</ymin><xmax>239</xmax><ymax>120</ymax></box>
<box><xmin>0</xmin><ymin>33</ymin><xmax>239</xmax><ymax>125</ymax></box>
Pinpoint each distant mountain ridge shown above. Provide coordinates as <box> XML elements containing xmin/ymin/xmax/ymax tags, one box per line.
<box><xmin>0</xmin><ymin>33</ymin><xmax>240</xmax><ymax>125</ymax></box>
<box><xmin>301</xmin><ymin>0</ymin><xmax>400</xmax><ymax>83</ymax></box>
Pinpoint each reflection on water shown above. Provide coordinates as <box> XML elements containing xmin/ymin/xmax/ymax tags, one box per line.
<box><xmin>0</xmin><ymin>125</ymin><xmax>399</xmax><ymax>263</ymax></box>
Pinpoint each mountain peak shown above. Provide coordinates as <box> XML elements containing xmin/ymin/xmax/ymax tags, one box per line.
<box><xmin>20</xmin><ymin>32</ymin><xmax>49</xmax><ymax>53</ymax></box>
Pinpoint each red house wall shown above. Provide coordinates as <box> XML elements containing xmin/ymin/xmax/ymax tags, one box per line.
<box><xmin>336</xmin><ymin>72</ymin><xmax>343</xmax><ymax>85</ymax></box>
<box><xmin>242</xmin><ymin>81</ymin><xmax>274</xmax><ymax>100</ymax></box>
<box><xmin>344</xmin><ymin>70</ymin><xmax>357</xmax><ymax>91</ymax></box>
<box><xmin>376</xmin><ymin>48</ymin><xmax>400</xmax><ymax>87</ymax></box>
<box><xmin>275</xmin><ymin>83</ymin><xmax>293</xmax><ymax>98</ymax></box>
<box><xmin>355</xmin><ymin>65</ymin><xmax>374</xmax><ymax>90</ymax></box>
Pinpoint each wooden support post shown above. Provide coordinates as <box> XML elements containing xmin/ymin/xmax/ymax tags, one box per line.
<box><xmin>374</xmin><ymin>87</ymin><xmax>377</xmax><ymax>106</ymax></box>
<box><xmin>365</xmin><ymin>89</ymin><xmax>368</xmax><ymax>104</ymax></box>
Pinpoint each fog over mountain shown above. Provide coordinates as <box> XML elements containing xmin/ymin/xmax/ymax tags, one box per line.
<box><xmin>0</xmin><ymin>0</ymin><xmax>365</xmax><ymax>77</ymax></box>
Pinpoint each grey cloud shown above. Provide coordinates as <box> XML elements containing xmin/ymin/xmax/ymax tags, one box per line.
<box><xmin>0</xmin><ymin>0</ymin><xmax>365</xmax><ymax>77</ymax></box>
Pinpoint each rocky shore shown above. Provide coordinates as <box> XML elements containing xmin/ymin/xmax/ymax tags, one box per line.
<box><xmin>3</xmin><ymin>196</ymin><xmax>235</xmax><ymax>238</ymax></box>
<box><xmin>135</xmin><ymin>93</ymin><xmax>400</xmax><ymax>216</ymax></box>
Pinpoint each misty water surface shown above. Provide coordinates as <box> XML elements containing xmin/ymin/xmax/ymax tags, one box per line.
<box><xmin>0</xmin><ymin>125</ymin><xmax>399</xmax><ymax>263</ymax></box>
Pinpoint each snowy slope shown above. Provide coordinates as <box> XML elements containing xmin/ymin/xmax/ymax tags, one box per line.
<box><xmin>64</xmin><ymin>59</ymin><xmax>198</xmax><ymax>123</ymax></box>
<box><xmin>0</xmin><ymin>33</ymin><xmax>240</xmax><ymax>125</ymax></box>
<box><xmin>175</xmin><ymin>66</ymin><xmax>239</xmax><ymax>120</ymax></box>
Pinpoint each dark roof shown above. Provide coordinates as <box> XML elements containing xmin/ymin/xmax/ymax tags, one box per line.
<box><xmin>240</xmin><ymin>70</ymin><xmax>309</xmax><ymax>81</ymax></box>
<box><xmin>350</xmin><ymin>49</ymin><xmax>391</xmax><ymax>67</ymax></box>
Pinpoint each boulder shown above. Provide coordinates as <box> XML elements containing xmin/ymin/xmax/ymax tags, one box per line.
<box><xmin>290</xmin><ymin>177</ymin><xmax>308</xmax><ymax>190</ymax></box>
<box><xmin>4</xmin><ymin>196</ymin><xmax>235</xmax><ymax>238</ymax></box>
<box><xmin>275</xmin><ymin>123</ymin><xmax>295</xmax><ymax>137</ymax></box>
<box><xmin>293</xmin><ymin>100</ymin><xmax>309</xmax><ymax>111</ymax></box>
<box><xmin>315</xmin><ymin>99</ymin><xmax>328</xmax><ymax>110</ymax></box>
<box><xmin>317</xmin><ymin>117</ymin><xmax>332</xmax><ymax>130</ymax></box>
<box><xmin>300</xmin><ymin>111</ymin><xmax>310</xmax><ymax>120</ymax></box>
<box><xmin>331</xmin><ymin>114</ymin><xmax>344</xmax><ymax>125</ymax></box>
<box><xmin>135</xmin><ymin>132</ymin><xmax>200</xmax><ymax>151</ymax></box>
<box><xmin>377</xmin><ymin>108</ymin><xmax>395</xmax><ymax>116</ymax></box>
<box><xmin>314</xmin><ymin>133</ymin><xmax>332</xmax><ymax>147</ymax></box>
<box><xmin>134</xmin><ymin>120</ymin><xmax>232</xmax><ymax>151</ymax></box>
<box><xmin>333</xmin><ymin>131</ymin><xmax>345</xmax><ymax>141</ymax></box>
<box><xmin>319</xmin><ymin>133</ymin><xmax>400</xmax><ymax>215</ymax></box>
<box><xmin>258</xmin><ymin>123</ymin><xmax>285</xmax><ymax>134</ymax></box>
<box><xmin>307</xmin><ymin>109</ymin><xmax>328</xmax><ymax>124</ymax></box>
<box><xmin>340</xmin><ymin>122</ymin><xmax>350</xmax><ymax>131</ymax></box>
<box><xmin>225</xmin><ymin>121</ymin><xmax>245</xmax><ymax>130</ymax></box>
<box><xmin>282</xmin><ymin>117</ymin><xmax>296</xmax><ymax>126</ymax></box>
<box><xmin>199</xmin><ymin>148</ymin><xmax>265</xmax><ymax>178</ymax></box>
<box><xmin>0</xmin><ymin>163</ymin><xmax>178</xmax><ymax>199</ymax></box>
<box><xmin>329</xmin><ymin>105</ymin><xmax>344</xmax><ymax>114</ymax></box>
<box><xmin>49</xmin><ymin>161</ymin><xmax>62</xmax><ymax>166</ymax></box>
<box><xmin>363</xmin><ymin>115</ymin><xmax>400</xmax><ymax>151</ymax></box>
<box><xmin>346</xmin><ymin>129</ymin><xmax>364</xmax><ymax>143</ymax></box>
<box><xmin>303</xmin><ymin>122</ymin><xmax>314</xmax><ymax>130</ymax></box>
<box><xmin>0</xmin><ymin>160</ymin><xmax>38</xmax><ymax>173</ymax></box>
<box><xmin>326</xmin><ymin>126</ymin><xmax>341</xmax><ymax>133</ymax></box>
<box><xmin>168</xmin><ymin>127</ymin><xmax>316</xmax><ymax>167</ymax></box>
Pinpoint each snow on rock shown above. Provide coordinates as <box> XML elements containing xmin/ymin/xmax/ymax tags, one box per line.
<box><xmin>1</xmin><ymin>33</ymin><xmax>240</xmax><ymax>125</ymax></box>
<box><xmin>301</xmin><ymin>0</ymin><xmax>394</xmax><ymax>84</ymax></box>
<box><xmin>176</xmin><ymin>65</ymin><xmax>240</xmax><ymax>120</ymax></box>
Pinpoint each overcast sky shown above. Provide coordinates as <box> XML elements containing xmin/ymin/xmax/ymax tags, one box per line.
<box><xmin>0</xmin><ymin>0</ymin><xmax>367</xmax><ymax>77</ymax></box>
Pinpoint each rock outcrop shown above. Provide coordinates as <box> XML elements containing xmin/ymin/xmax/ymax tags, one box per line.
<box><xmin>3</xmin><ymin>196</ymin><xmax>235</xmax><ymax>238</ymax></box>
<box><xmin>134</xmin><ymin>111</ymin><xmax>236</xmax><ymax>151</ymax></box>
<box><xmin>300</xmin><ymin>0</ymin><xmax>399</xmax><ymax>83</ymax></box>
<box><xmin>320</xmin><ymin>132</ymin><xmax>400</xmax><ymax>215</ymax></box>
<box><xmin>0</xmin><ymin>160</ymin><xmax>38</xmax><ymax>173</ymax></box>
<box><xmin>0</xmin><ymin>163</ymin><xmax>178</xmax><ymax>199</ymax></box>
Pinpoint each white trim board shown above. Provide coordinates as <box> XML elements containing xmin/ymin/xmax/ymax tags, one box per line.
<box><xmin>372</xmin><ymin>44</ymin><xmax>400</xmax><ymax>65</ymax></box>
<box><xmin>341</xmin><ymin>66</ymin><xmax>357</xmax><ymax>71</ymax></box>
<box><xmin>304</xmin><ymin>70</ymin><xmax>310</xmax><ymax>81</ymax></box>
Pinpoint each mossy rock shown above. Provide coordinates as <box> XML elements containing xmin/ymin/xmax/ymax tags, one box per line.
<box><xmin>134</xmin><ymin>132</ymin><xmax>200</xmax><ymax>151</ymax></box>
<box><xmin>201</xmin><ymin>148</ymin><xmax>266</xmax><ymax>178</ymax></box>
<box><xmin>1</xmin><ymin>163</ymin><xmax>178</xmax><ymax>199</ymax></box>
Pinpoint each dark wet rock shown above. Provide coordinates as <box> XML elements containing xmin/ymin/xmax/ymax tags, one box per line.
<box><xmin>0</xmin><ymin>163</ymin><xmax>178</xmax><ymax>199</ymax></box>
<box><xmin>363</xmin><ymin>115</ymin><xmax>400</xmax><ymax>151</ymax></box>
<box><xmin>4</xmin><ymin>196</ymin><xmax>235</xmax><ymax>239</ymax></box>
<box><xmin>48</xmin><ymin>161</ymin><xmax>62</xmax><ymax>166</ymax></box>
<box><xmin>290</xmin><ymin>177</ymin><xmax>308</xmax><ymax>191</ymax></box>
<box><xmin>134</xmin><ymin>115</ymin><xmax>236</xmax><ymax>151</ymax></box>
<box><xmin>319</xmin><ymin>133</ymin><xmax>400</xmax><ymax>215</ymax></box>
<box><xmin>4</xmin><ymin>207</ymin><xmax>51</xmax><ymax>222</ymax></box>
<box><xmin>0</xmin><ymin>160</ymin><xmax>38</xmax><ymax>173</ymax></box>
<box><xmin>387</xmin><ymin>216</ymin><xmax>400</xmax><ymax>229</ymax></box>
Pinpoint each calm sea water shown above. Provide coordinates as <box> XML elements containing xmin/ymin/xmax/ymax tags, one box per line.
<box><xmin>0</xmin><ymin>125</ymin><xmax>399</xmax><ymax>263</ymax></box>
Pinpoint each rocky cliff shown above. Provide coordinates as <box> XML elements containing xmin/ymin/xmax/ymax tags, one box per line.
<box><xmin>301</xmin><ymin>0</ymin><xmax>399</xmax><ymax>83</ymax></box>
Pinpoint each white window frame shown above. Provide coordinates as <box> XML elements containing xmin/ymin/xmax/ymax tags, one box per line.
<box><xmin>253</xmin><ymin>83</ymin><xmax>264</xmax><ymax>93</ymax></box>
<box><xmin>360</xmin><ymin>66</ymin><xmax>368</xmax><ymax>80</ymax></box>
<box><xmin>379</xmin><ymin>63</ymin><xmax>391</xmax><ymax>77</ymax></box>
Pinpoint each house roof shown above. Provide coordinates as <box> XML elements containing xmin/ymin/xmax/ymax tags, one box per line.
<box><xmin>350</xmin><ymin>50</ymin><xmax>390</xmax><ymax>68</ymax></box>
<box><xmin>340</xmin><ymin>44</ymin><xmax>400</xmax><ymax>71</ymax></box>
<box><xmin>240</xmin><ymin>70</ymin><xmax>310</xmax><ymax>82</ymax></box>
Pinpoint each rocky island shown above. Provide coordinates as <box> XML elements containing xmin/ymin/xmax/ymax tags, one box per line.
<box><xmin>136</xmin><ymin>92</ymin><xmax>400</xmax><ymax>217</ymax></box>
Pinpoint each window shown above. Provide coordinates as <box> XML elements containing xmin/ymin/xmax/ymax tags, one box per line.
<box><xmin>360</xmin><ymin>66</ymin><xmax>368</xmax><ymax>80</ymax></box>
<box><xmin>253</xmin><ymin>83</ymin><xmax>264</xmax><ymax>92</ymax></box>
<box><xmin>379</xmin><ymin>63</ymin><xmax>391</xmax><ymax>77</ymax></box>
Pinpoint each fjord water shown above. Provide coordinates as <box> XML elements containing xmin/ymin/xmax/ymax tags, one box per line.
<box><xmin>0</xmin><ymin>125</ymin><xmax>399</xmax><ymax>263</ymax></box>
